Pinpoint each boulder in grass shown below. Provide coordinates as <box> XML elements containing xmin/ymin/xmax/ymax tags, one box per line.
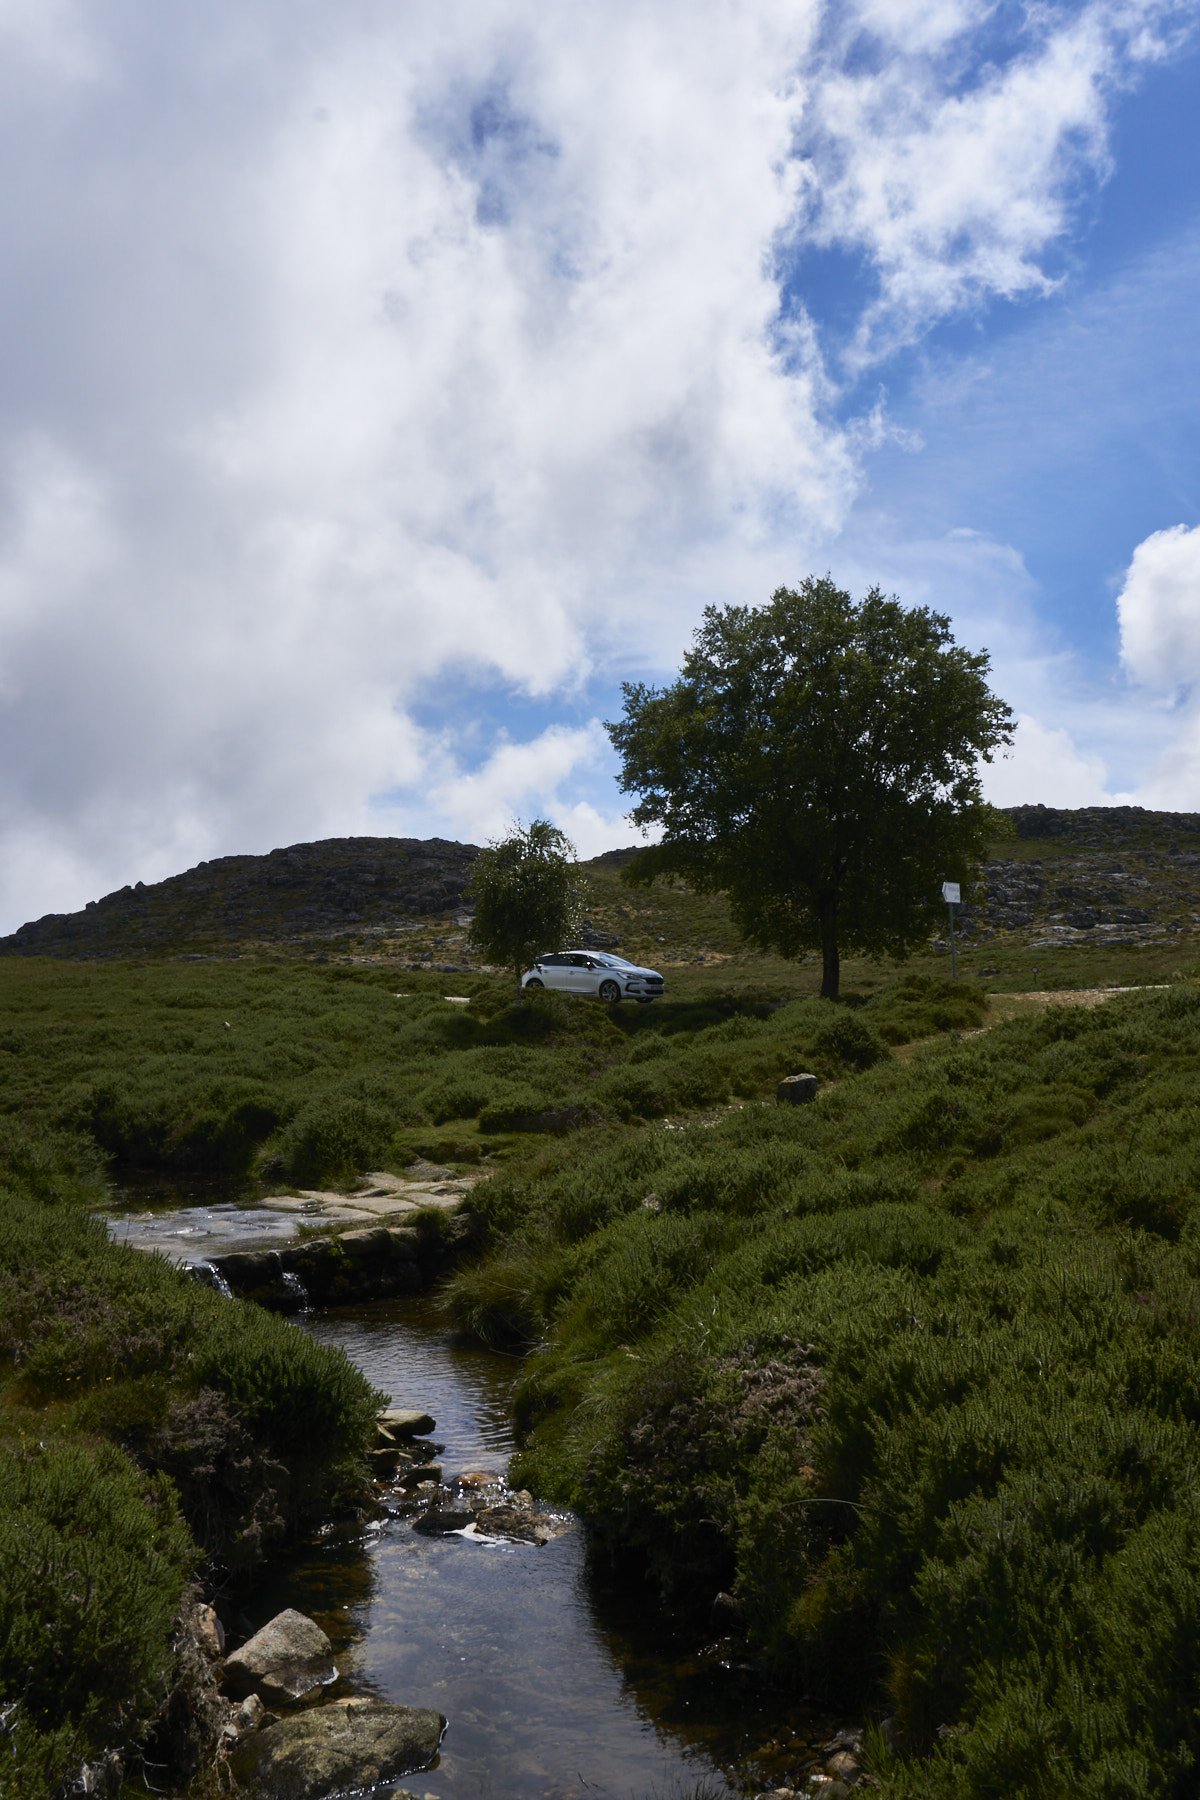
<box><xmin>230</xmin><ymin>1698</ymin><xmax>444</xmax><ymax>1800</ymax></box>
<box><xmin>223</xmin><ymin>1609</ymin><xmax>337</xmax><ymax>1706</ymax></box>
<box><xmin>776</xmin><ymin>1073</ymin><xmax>818</xmax><ymax>1105</ymax></box>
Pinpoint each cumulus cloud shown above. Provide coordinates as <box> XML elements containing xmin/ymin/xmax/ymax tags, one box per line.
<box><xmin>981</xmin><ymin>715</ymin><xmax>1122</xmax><ymax>808</ymax></box>
<box><xmin>0</xmin><ymin>0</ymin><xmax>1186</xmax><ymax>931</ymax></box>
<box><xmin>1117</xmin><ymin>523</ymin><xmax>1200</xmax><ymax>694</ymax></box>
<box><xmin>418</xmin><ymin>722</ymin><xmax>614</xmax><ymax>847</ymax></box>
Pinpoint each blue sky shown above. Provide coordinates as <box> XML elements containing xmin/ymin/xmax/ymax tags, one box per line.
<box><xmin>0</xmin><ymin>0</ymin><xmax>1197</xmax><ymax>932</ymax></box>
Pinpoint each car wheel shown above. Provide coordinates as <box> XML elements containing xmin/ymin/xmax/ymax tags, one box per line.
<box><xmin>525</xmin><ymin>977</ymin><xmax>544</xmax><ymax>989</ymax></box>
<box><xmin>598</xmin><ymin>979</ymin><xmax>621</xmax><ymax>1003</ymax></box>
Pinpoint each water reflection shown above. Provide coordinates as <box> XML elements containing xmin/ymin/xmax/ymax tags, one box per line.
<box><xmin>105</xmin><ymin>1186</ymin><xmax>837</xmax><ymax>1798</ymax></box>
<box><xmin>246</xmin><ymin>1299</ymin><xmax>831</xmax><ymax>1800</ymax></box>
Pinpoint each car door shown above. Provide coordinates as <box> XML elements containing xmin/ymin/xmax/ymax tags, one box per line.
<box><xmin>560</xmin><ymin>953</ymin><xmax>594</xmax><ymax>995</ymax></box>
<box><xmin>533</xmin><ymin>953</ymin><xmax>567</xmax><ymax>991</ymax></box>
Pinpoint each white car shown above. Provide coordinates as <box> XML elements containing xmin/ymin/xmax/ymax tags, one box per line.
<box><xmin>521</xmin><ymin>950</ymin><xmax>665</xmax><ymax>1003</ymax></box>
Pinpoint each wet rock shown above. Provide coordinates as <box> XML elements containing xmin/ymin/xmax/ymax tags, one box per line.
<box><xmin>231</xmin><ymin>1693</ymin><xmax>267</xmax><ymax>1735</ymax></box>
<box><xmin>824</xmin><ymin>1749</ymin><xmax>862</xmax><ymax>1782</ymax></box>
<box><xmin>223</xmin><ymin>1609</ymin><xmax>337</xmax><ymax>1706</ymax></box>
<box><xmin>473</xmin><ymin>1501</ymin><xmax>569</xmax><ymax>1544</ymax></box>
<box><xmin>194</xmin><ymin>1602</ymin><xmax>225</xmax><ymax>1659</ymax></box>
<box><xmin>229</xmin><ymin>1697</ymin><xmax>444</xmax><ymax>1800</ymax></box>
<box><xmin>411</xmin><ymin>1504</ymin><xmax>475</xmax><ymax>1535</ymax></box>
<box><xmin>378</xmin><ymin>1407</ymin><xmax>436</xmax><ymax>1438</ymax></box>
<box><xmin>711</xmin><ymin>1590</ymin><xmax>744</xmax><ymax>1631</ymax></box>
<box><xmin>454</xmin><ymin>1469</ymin><xmax>505</xmax><ymax>1492</ymax></box>
<box><xmin>876</xmin><ymin>1716</ymin><xmax>899</xmax><ymax>1751</ymax></box>
<box><xmin>396</xmin><ymin>1463</ymin><xmax>443</xmax><ymax>1489</ymax></box>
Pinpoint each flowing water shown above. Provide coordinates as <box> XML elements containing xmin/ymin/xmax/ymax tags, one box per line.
<box><xmin>108</xmin><ymin>1194</ymin><xmax>844</xmax><ymax>1800</ymax></box>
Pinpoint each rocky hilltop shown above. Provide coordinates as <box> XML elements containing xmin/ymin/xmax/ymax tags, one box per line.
<box><xmin>966</xmin><ymin>805</ymin><xmax>1200</xmax><ymax>949</ymax></box>
<box><xmin>0</xmin><ymin>837</ymin><xmax>480</xmax><ymax>959</ymax></box>
<box><xmin>3</xmin><ymin>806</ymin><xmax>1200</xmax><ymax>963</ymax></box>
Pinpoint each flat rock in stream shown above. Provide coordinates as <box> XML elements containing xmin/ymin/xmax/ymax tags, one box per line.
<box><xmin>230</xmin><ymin>1697</ymin><xmax>444</xmax><ymax>1800</ymax></box>
<box><xmin>223</xmin><ymin>1609</ymin><xmax>337</xmax><ymax>1705</ymax></box>
<box><xmin>378</xmin><ymin>1407</ymin><xmax>436</xmax><ymax>1438</ymax></box>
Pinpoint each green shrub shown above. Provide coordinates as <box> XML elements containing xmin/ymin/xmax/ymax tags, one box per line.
<box><xmin>0</xmin><ymin>1438</ymin><xmax>194</xmax><ymax>1775</ymax></box>
<box><xmin>447</xmin><ymin>987</ymin><xmax>1200</xmax><ymax>1791</ymax></box>
<box><xmin>266</xmin><ymin>1094</ymin><xmax>396</xmax><ymax>1183</ymax></box>
<box><xmin>814</xmin><ymin>1011</ymin><xmax>889</xmax><ymax>1071</ymax></box>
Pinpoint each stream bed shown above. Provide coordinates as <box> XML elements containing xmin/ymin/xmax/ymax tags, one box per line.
<box><xmin>109</xmin><ymin>1193</ymin><xmax>847</xmax><ymax>1800</ymax></box>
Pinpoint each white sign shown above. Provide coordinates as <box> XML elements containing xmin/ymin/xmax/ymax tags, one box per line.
<box><xmin>942</xmin><ymin>882</ymin><xmax>961</xmax><ymax>905</ymax></box>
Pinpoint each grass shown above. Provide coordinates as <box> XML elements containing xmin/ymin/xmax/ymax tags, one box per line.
<box><xmin>0</xmin><ymin>959</ymin><xmax>992</xmax><ymax>1188</ymax></box>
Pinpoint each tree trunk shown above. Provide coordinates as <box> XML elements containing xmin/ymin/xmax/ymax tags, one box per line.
<box><xmin>514</xmin><ymin>964</ymin><xmax>523</xmax><ymax>1004</ymax></box>
<box><xmin>820</xmin><ymin>903</ymin><xmax>840</xmax><ymax>1001</ymax></box>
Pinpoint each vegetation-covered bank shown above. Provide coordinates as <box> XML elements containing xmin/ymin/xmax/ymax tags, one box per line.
<box><xmin>7</xmin><ymin>940</ymin><xmax>1200</xmax><ymax>1798</ymax></box>
<box><xmin>448</xmin><ymin>984</ymin><xmax>1200</xmax><ymax>1798</ymax></box>
<box><xmin>0</xmin><ymin>1120</ymin><xmax>381</xmax><ymax>1798</ymax></box>
<box><xmin>0</xmin><ymin>955</ymin><xmax>989</xmax><ymax>1797</ymax></box>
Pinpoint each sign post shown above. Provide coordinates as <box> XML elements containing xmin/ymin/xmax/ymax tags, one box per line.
<box><xmin>941</xmin><ymin>881</ymin><xmax>961</xmax><ymax>979</ymax></box>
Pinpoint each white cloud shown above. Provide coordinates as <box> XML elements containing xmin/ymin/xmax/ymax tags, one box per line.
<box><xmin>0</xmin><ymin>0</ymin><xmax>101</xmax><ymax>82</ymax></box>
<box><xmin>1117</xmin><ymin>523</ymin><xmax>1200</xmax><ymax>693</ymax></box>
<box><xmin>981</xmin><ymin>715</ymin><xmax>1124</xmax><ymax>808</ymax></box>
<box><xmin>801</xmin><ymin>0</ymin><xmax>1189</xmax><ymax>363</ymax></box>
<box><xmin>421</xmin><ymin>721</ymin><xmax>611</xmax><ymax>844</ymax></box>
<box><xmin>363</xmin><ymin>718</ymin><xmax>640</xmax><ymax>862</ymax></box>
<box><xmin>0</xmin><ymin>1</ymin><xmax>1188</xmax><ymax>932</ymax></box>
<box><xmin>1135</xmin><ymin>711</ymin><xmax>1200</xmax><ymax>809</ymax></box>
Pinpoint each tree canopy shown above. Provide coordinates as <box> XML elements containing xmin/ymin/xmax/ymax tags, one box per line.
<box><xmin>606</xmin><ymin>578</ymin><xmax>1014</xmax><ymax>998</ymax></box>
<box><xmin>467</xmin><ymin>819</ymin><xmax>580</xmax><ymax>1000</ymax></box>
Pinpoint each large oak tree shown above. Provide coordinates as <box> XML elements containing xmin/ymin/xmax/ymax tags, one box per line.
<box><xmin>607</xmin><ymin>579</ymin><xmax>1014</xmax><ymax>999</ymax></box>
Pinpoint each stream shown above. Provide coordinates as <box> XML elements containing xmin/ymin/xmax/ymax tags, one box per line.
<box><xmin>109</xmin><ymin>1191</ymin><xmax>845</xmax><ymax>1800</ymax></box>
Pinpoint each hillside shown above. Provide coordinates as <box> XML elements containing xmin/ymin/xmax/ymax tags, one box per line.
<box><xmin>0</xmin><ymin>836</ymin><xmax>479</xmax><ymax>961</ymax></box>
<box><xmin>3</xmin><ymin>806</ymin><xmax>1200</xmax><ymax>979</ymax></box>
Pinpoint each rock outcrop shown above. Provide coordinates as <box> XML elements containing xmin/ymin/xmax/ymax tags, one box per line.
<box><xmin>196</xmin><ymin>1217</ymin><xmax>463</xmax><ymax>1312</ymax></box>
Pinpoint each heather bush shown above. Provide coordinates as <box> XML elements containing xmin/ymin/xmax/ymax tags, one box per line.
<box><xmin>0</xmin><ymin>1115</ymin><xmax>383</xmax><ymax>1791</ymax></box>
<box><xmin>266</xmin><ymin>1091</ymin><xmax>397</xmax><ymax>1183</ymax></box>
<box><xmin>0</xmin><ymin>1437</ymin><xmax>194</xmax><ymax>1790</ymax></box>
<box><xmin>450</xmin><ymin>985</ymin><xmax>1200</xmax><ymax>1796</ymax></box>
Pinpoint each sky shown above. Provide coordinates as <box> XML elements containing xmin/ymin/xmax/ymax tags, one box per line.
<box><xmin>1</xmin><ymin>0</ymin><xmax>1198</xmax><ymax>934</ymax></box>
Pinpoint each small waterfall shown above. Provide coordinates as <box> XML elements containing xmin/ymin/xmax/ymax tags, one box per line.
<box><xmin>280</xmin><ymin>1269</ymin><xmax>311</xmax><ymax>1313</ymax></box>
<box><xmin>195</xmin><ymin>1260</ymin><xmax>234</xmax><ymax>1299</ymax></box>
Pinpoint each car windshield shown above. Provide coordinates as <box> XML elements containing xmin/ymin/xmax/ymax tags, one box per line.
<box><xmin>591</xmin><ymin>954</ymin><xmax>640</xmax><ymax>970</ymax></box>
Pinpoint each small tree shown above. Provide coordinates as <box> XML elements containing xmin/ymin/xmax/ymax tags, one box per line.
<box><xmin>606</xmin><ymin>578</ymin><xmax>1014</xmax><ymax>1000</ymax></box>
<box><xmin>467</xmin><ymin>819</ymin><xmax>581</xmax><ymax>1002</ymax></box>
